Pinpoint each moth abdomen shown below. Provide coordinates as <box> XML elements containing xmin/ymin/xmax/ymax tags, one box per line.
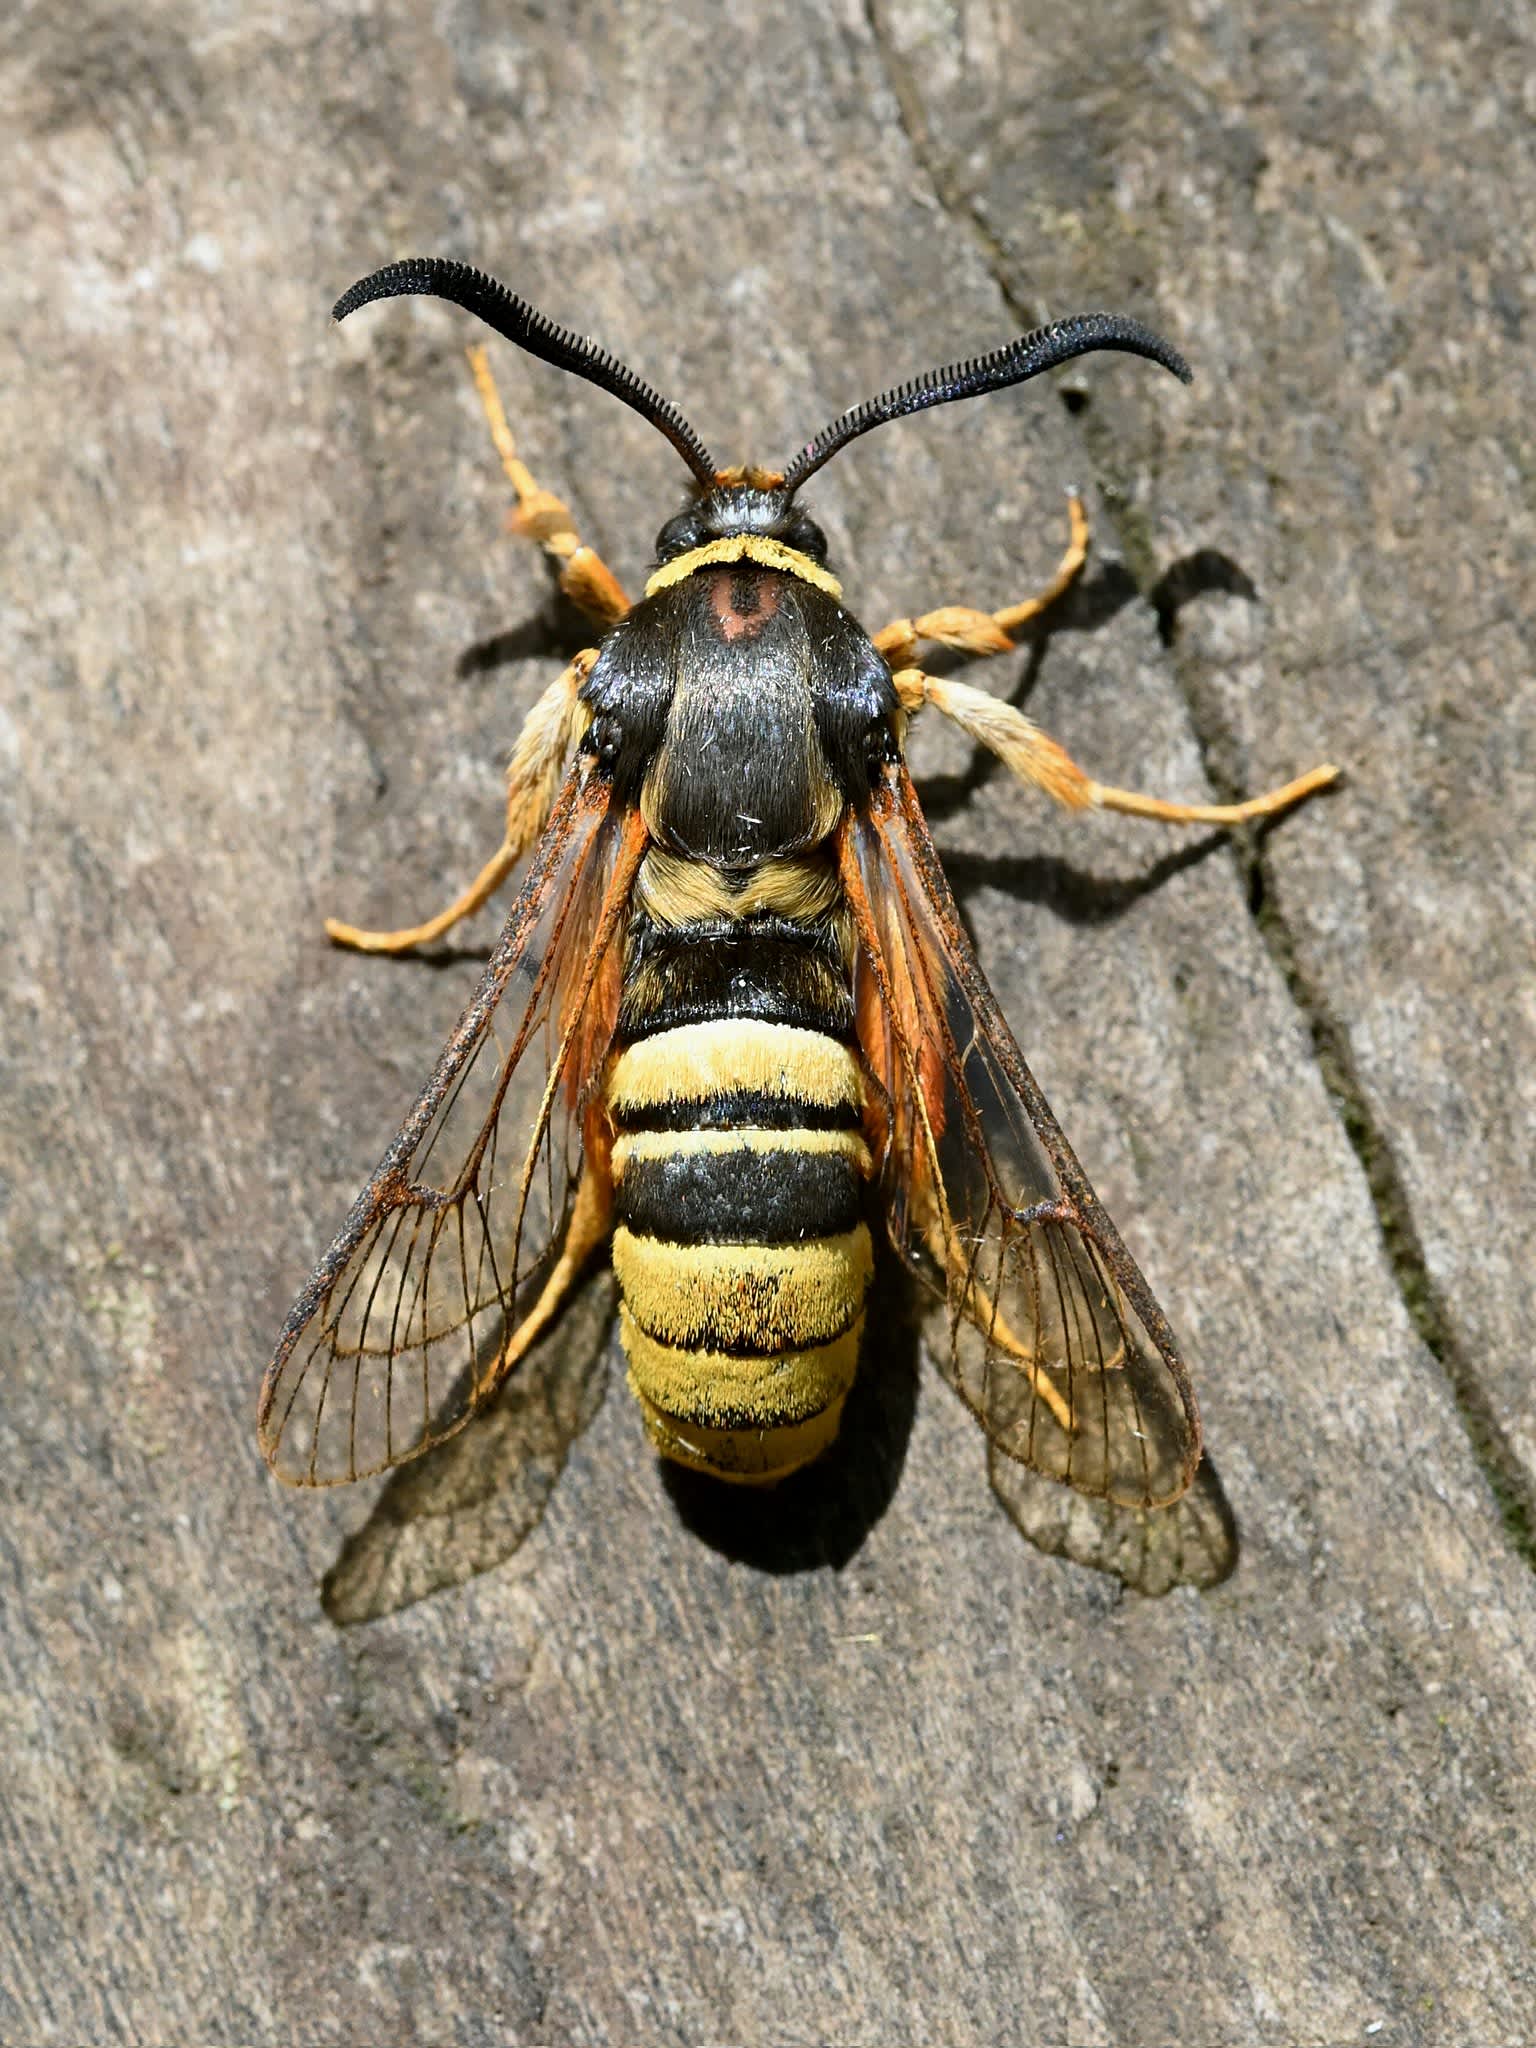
<box><xmin>607</xmin><ymin>931</ymin><xmax>874</xmax><ymax>1481</ymax></box>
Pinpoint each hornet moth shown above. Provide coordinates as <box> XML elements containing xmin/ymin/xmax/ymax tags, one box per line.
<box><xmin>259</xmin><ymin>258</ymin><xmax>1336</xmax><ymax>1513</ymax></box>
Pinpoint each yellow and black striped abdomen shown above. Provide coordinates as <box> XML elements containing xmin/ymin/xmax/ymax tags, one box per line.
<box><xmin>607</xmin><ymin>1014</ymin><xmax>874</xmax><ymax>1482</ymax></box>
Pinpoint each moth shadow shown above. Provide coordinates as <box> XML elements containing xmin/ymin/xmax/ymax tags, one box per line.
<box><xmin>936</xmin><ymin>784</ymin><xmax>1333</xmax><ymax>934</ymax></box>
<box><xmin>916</xmin><ymin>546</ymin><xmax>1259</xmax><ymax>831</ymax></box>
<box><xmin>939</xmin><ymin>834</ymin><xmax>1228</xmax><ymax>929</ymax></box>
<box><xmin>1021</xmin><ymin>525</ymin><xmax>1256</xmax><ymax>648</ymax></box>
<box><xmin>320</xmin><ymin>1268</ymin><xmax>617</xmax><ymax>1625</ymax></box>
<box><xmin>317</xmin><ymin>1245</ymin><xmax>1235</xmax><ymax>1611</ymax></box>
<box><xmin>455</xmin><ymin>584</ymin><xmax>595</xmax><ymax>677</ymax></box>
<box><xmin>1150</xmin><ymin>548</ymin><xmax>1258</xmax><ymax>646</ymax></box>
<box><xmin>989</xmin><ymin>1442</ymin><xmax>1240</xmax><ymax>1595</ymax></box>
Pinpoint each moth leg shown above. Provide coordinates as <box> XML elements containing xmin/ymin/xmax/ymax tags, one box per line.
<box><xmin>325</xmin><ymin>652</ymin><xmax>596</xmax><ymax>954</ymax></box>
<box><xmin>895</xmin><ymin>666</ymin><xmax>1340</xmax><ymax>825</ymax></box>
<box><xmin>467</xmin><ymin>345</ymin><xmax>631</xmax><ymax>626</ymax></box>
<box><xmin>480</xmin><ymin>1146</ymin><xmax>615</xmax><ymax>1396</ymax></box>
<box><xmin>872</xmin><ymin>493</ymin><xmax>1089</xmax><ymax>670</ymax></box>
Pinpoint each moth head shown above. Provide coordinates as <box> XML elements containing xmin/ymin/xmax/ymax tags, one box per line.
<box><xmin>650</xmin><ymin>484</ymin><xmax>828</xmax><ymax>570</ymax></box>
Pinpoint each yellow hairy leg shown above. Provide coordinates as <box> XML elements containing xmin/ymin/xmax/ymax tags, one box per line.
<box><xmin>872</xmin><ymin>493</ymin><xmax>1089</xmax><ymax>670</ymax></box>
<box><xmin>894</xmin><ymin>667</ymin><xmax>1340</xmax><ymax>828</ymax></box>
<box><xmin>325</xmin><ymin>332</ymin><xmax>645</xmax><ymax>957</ymax></box>
<box><xmin>466</xmin><ymin>345</ymin><xmax>631</xmax><ymax>626</ymax></box>
<box><xmin>325</xmin><ymin>651</ymin><xmax>594</xmax><ymax>954</ymax></box>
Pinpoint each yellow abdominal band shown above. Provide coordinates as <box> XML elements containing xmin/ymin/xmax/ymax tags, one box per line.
<box><xmin>624</xmin><ymin>1321</ymin><xmax>865</xmax><ymax>1484</ymax></box>
<box><xmin>643</xmin><ymin>533</ymin><xmax>843</xmax><ymax>600</ymax></box>
<box><xmin>607</xmin><ymin>1019</ymin><xmax>863</xmax><ymax>1118</ymax></box>
<box><xmin>608</xmin><ymin>1018</ymin><xmax>872</xmax><ymax>1482</ymax></box>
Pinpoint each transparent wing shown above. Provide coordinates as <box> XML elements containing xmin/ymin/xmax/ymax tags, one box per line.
<box><xmin>842</xmin><ymin>766</ymin><xmax>1200</xmax><ymax>1509</ymax></box>
<box><xmin>988</xmin><ymin>1447</ymin><xmax>1237</xmax><ymax>1594</ymax></box>
<box><xmin>259</xmin><ymin>770</ymin><xmax>643</xmax><ymax>1486</ymax></box>
<box><xmin>320</xmin><ymin>1268</ymin><xmax>619</xmax><ymax>1622</ymax></box>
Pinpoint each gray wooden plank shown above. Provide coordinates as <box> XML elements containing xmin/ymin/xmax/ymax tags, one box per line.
<box><xmin>3</xmin><ymin>3</ymin><xmax>1534</xmax><ymax>2043</ymax></box>
<box><xmin>867</xmin><ymin>0</ymin><xmax>1536</xmax><ymax>1523</ymax></box>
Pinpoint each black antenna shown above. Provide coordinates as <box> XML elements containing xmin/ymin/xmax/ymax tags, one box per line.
<box><xmin>779</xmin><ymin>313</ymin><xmax>1192</xmax><ymax>492</ymax></box>
<box><xmin>333</xmin><ymin>258</ymin><xmax>719</xmax><ymax>487</ymax></box>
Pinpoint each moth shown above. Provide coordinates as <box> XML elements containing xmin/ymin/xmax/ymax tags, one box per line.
<box><xmin>259</xmin><ymin>257</ymin><xmax>1335</xmax><ymax>1512</ymax></box>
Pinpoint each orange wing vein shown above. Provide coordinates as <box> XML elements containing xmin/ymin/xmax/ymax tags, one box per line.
<box><xmin>841</xmin><ymin>765</ymin><xmax>1200</xmax><ymax>1509</ymax></box>
<box><xmin>259</xmin><ymin>768</ymin><xmax>644</xmax><ymax>1485</ymax></box>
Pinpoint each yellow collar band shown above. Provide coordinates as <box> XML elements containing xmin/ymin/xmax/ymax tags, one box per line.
<box><xmin>644</xmin><ymin>533</ymin><xmax>843</xmax><ymax>601</ymax></box>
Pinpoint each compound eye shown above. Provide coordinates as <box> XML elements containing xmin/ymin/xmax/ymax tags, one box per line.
<box><xmin>653</xmin><ymin>510</ymin><xmax>706</xmax><ymax>563</ymax></box>
<box><xmin>782</xmin><ymin>511</ymin><xmax>829</xmax><ymax>563</ymax></box>
<box><xmin>587</xmin><ymin>711</ymin><xmax>624</xmax><ymax>765</ymax></box>
<box><xmin>865</xmin><ymin>714</ymin><xmax>898</xmax><ymax>779</ymax></box>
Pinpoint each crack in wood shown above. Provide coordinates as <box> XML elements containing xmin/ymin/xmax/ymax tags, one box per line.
<box><xmin>860</xmin><ymin>0</ymin><xmax>1536</xmax><ymax>1572</ymax></box>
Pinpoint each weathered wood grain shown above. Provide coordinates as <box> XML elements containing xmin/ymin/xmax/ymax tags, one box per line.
<box><xmin>869</xmin><ymin>0</ymin><xmax>1536</xmax><ymax>1524</ymax></box>
<box><xmin>3</xmin><ymin>3</ymin><xmax>1534</xmax><ymax>2042</ymax></box>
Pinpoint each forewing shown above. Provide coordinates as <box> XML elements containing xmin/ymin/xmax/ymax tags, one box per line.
<box><xmin>843</xmin><ymin>767</ymin><xmax>1200</xmax><ymax>1509</ymax></box>
<box><xmin>260</xmin><ymin>771</ymin><xmax>641</xmax><ymax>1485</ymax></box>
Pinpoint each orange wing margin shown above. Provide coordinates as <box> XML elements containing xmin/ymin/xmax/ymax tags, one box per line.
<box><xmin>840</xmin><ymin>765</ymin><xmax>1200</xmax><ymax>1509</ymax></box>
<box><xmin>260</xmin><ymin>768</ymin><xmax>645</xmax><ymax>1485</ymax></box>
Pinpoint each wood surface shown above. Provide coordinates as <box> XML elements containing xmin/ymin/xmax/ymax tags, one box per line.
<box><xmin>4</xmin><ymin>2</ymin><xmax>1534</xmax><ymax>2040</ymax></box>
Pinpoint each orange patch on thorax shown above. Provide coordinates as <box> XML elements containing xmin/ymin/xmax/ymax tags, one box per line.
<box><xmin>705</xmin><ymin>567</ymin><xmax>781</xmax><ymax>642</ymax></box>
